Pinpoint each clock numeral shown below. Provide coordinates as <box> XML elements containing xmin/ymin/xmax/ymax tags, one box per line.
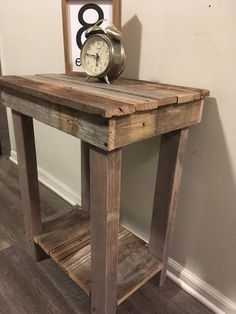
<box><xmin>75</xmin><ymin>57</ymin><xmax>81</xmax><ymax>67</ymax></box>
<box><xmin>76</xmin><ymin>3</ymin><xmax>104</xmax><ymax>50</ymax></box>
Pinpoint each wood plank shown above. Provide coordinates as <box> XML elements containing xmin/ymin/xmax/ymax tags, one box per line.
<box><xmin>37</xmin><ymin>74</ymin><xmax>175</xmax><ymax>108</ymax></box>
<box><xmin>114</xmin><ymin>77</ymin><xmax>210</xmax><ymax>97</ymax></box>
<box><xmin>42</xmin><ymin>74</ymin><xmax>209</xmax><ymax>103</ymax></box>
<box><xmin>89</xmin><ymin>147</ymin><xmax>122</xmax><ymax>313</ymax></box>
<box><xmin>52</xmin><ymin>73</ymin><xmax>209</xmax><ymax>98</ymax></box>
<box><xmin>148</xmin><ymin>128</ymin><xmax>189</xmax><ymax>286</ymax></box>
<box><xmin>59</xmin><ymin>227</ymin><xmax>129</xmax><ymax>294</ymax></box>
<box><xmin>109</xmin><ymin>100</ymin><xmax>203</xmax><ymax>150</ymax></box>
<box><xmin>61</xmin><ymin>227</ymin><xmax>163</xmax><ymax>305</ymax></box>
<box><xmin>0</xmin><ymin>75</ymin><xmax>209</xmax><ymax>117</ymax></box>
<box><xmin>50</xmin><ymin>231</ymin><xmax>90</xmax><ymax>263</ymax></box>
<box><xmin>81</xmin><ymin>141</ymin><xmax>90</xmax><ymax>212</ymax></box>
<box><xmin>35</xmin><ymin>206</ymin><xmax>90</xmax><ymax>255</ymax></box>
<box><xmin>12</xmin><ymin>111</ymin><xmax>44</xmax><ymax>261</ymax></box>
<box><xmin>32</xmin><ymin>75</ymin><xmax>154</xmax><ymax>107</ymax></box>
<box><xmin>0</xmin><ymin>76</ymin><xmax>141</xmax><ymax>118</ymax></box>
<box><xmin>2</xmin><ymin>92</ymin><xmax>203</xmax><ymax>152</ymax></box>
<box><xmin>0</xmin><ymin>97</ymin><xmax>10</xmax><ymax>156</ymax></box>
<box><xmin>1</xmin><ymin>92</ymin><xmax>109</xmax><ymax>150</ymax></box>
<box><xmin>40</xmin><ymin>74</ymin><xmax>201</xmax><ymax>109</ymax></box>
<box><xmin>34</xmin><ymin>210</ymin><xmax>163</xmax><ymax>306</ymax></box>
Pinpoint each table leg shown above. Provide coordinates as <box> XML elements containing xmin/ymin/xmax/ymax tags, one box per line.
<box><xmin>90</xmin><ymin>147</ymin><xmax>122</xmax><ymax>314</ymax></box>
<box><xmin>149</xmin><ymin>128</ymin><xmax>189</xmax><ymax>287</ymax></box>
<box><xmin>12</xmin><ymin>110</ymin><xmax>43</xmax><ymax>261</ymax></box>
<box><xmin>81</xmin><ymin>140</ymin><xmax>90</xmax><ymax>211</ymax></box>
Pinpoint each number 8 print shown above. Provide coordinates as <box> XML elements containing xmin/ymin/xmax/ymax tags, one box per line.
<box><xmin>76</xmin><ymin>3</ymin><xmax>104</xmax><ymax>50</ymax></box>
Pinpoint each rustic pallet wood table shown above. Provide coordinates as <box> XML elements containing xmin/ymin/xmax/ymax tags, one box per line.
<box><xmin>0</xmin><ymin>74</ymin><xmax>209</xmax><ymax>314</ymax></box>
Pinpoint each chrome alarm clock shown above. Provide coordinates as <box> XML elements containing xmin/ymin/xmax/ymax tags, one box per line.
<box><xmin>80</xmin><ymin>20</ymin><xmax>126</xmax><ymax>84</ymax></box>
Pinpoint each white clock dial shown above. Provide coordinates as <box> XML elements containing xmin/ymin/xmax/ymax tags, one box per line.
<box><xmin>81</xmin><ymin>35</ymin><xmax>110</xmax><ymax>77</ymax></box>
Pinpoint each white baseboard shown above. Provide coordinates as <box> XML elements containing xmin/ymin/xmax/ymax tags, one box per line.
<box><xmin>167</xmin><ymin>258</ymin><xmax>236</xmax><ymax>314</ymax></box>
<box><xmin>9</xmin><ymin>150</ymin><xmax>236</xmax><ymax>314</ymax></box>
<box><xmin>10</xmin><ymin>150</ymin><xmax>80</xmax><ymax>206</ymax></box>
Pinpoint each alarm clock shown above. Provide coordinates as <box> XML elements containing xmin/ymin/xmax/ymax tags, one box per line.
<box><xmin>80</xmin><ymin>20</ymin><xmax>126</xmax><ymax>84</ymax></box>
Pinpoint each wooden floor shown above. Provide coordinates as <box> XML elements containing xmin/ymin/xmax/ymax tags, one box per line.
<box><xmin>0</xmin><ymin>156</ymin><xmax>213</xmax><ymax>314</ymax></box>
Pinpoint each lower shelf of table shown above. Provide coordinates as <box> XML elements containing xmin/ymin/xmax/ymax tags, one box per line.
<box><xmin>34</xmin><ymin>205</ymin><xmax>163</xmax><ymax>305</ymax></box>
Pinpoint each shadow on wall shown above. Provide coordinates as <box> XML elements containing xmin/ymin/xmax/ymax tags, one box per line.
<box><xmin>120</xmin><ymin>13</ymin><xmax>236</xmax><ymax>302</ymax></box>
<box><xmin>122</xmin><ymin>15</ymin><xmax>142</xmax><ymax>79</ymax></box>
<box><xmin>120</xmin><ymin>136</ymin><xmax>160</xmax><ymax>241</ymax></box>
<box><xmin>120</xmin><ymin>15</ymin><xmax>152</xmax><ymax>237</ymax></box>
<box><xmin>171</xmin><ymin>97</ymin><xmax>236</xmax><ymax>301</ymax></box>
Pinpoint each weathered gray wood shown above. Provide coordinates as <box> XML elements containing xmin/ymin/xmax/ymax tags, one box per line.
<box><xmin>35</xmin><ymin>208</ymin><xmax>163</xmax><ymax>306</ymax></box>
<box><xmin>35</xmin><ymin>206</ymin><xmax>90</xmax><ymax>255</ymax></box>
<box><xmin>110</xmin><ymin>100</ymin><xmax>203</xmax><ymax>150</ymax></box>
<box><xmin>40</xmin><ymin>74</ymin><xmax>210</xmax><ymax>105</ymax></box>
<box><xmin>90</xmin><ymin>147</ymin><xmax>122</xmax><ymax>313</ymax></box>
<box><xmin>148</xmin><ymin>128</ymin><xmax>189</xmax><ymax>286</ymax></box>
<box><xmin>1</xmin><ymin>92</ymin><xmax>109</xmax><ymax>150</ymax></box>
<box><xmin>2</xmin><ymin>92</ymin><xmax>203</xmax><ymax>151</ymax></box>
<box><xmin>0</xmin><ymin>76</ymin><xmax>139</xmax><ymax>117</ymax></box>
<box><xmin>12</xmin><ymin>111</ymin><xmax>43</xmax><ymax>261</ymax></box>
<box><xmin>0</xmin><ymin>101</ymin><xmax>10</xmax><ymax>156</ymax></box>
<box><xmin>81</xmin><ymin>141</ymin><xmax>90</xmax><ymax>211</ymax></box>
<box><xmin>0</xmin><ymin>75</ymin><xmax>209</xmax><ymax>118</ymax></box>
<box><xmin>60</xmin><ymin>227</ymin><xmax>163</xmax><ymax>305</ymax></box>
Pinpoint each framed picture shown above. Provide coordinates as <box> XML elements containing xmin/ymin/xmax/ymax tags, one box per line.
<box><xmin>61</xmin><ymin>0</ymin><xmax>122</xmax><ymax>75</ymax></box>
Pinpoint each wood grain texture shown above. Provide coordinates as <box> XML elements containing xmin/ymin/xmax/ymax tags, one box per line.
<box><xmin>0</xmin><ymin>74</ymin><xmax>209</xmax><ymax>118</ymax></box>
<box><xmin>148</xmin><ymin>128</ymin><xmax>189</xmax><ymax>287</ymax></box>
<box><xmin>1</xmin><ymin>92</ymin><xmax>203</xmax><ymax>151</ymax></box>
<box><xmin>35</xmin><ymin>206</ymin><xmax>90</xmax><ymax>255</ymax></box>
<box><xmin>1</xmin><ymin>92</ymin><xmax>109</xmax><ymax>150</ymax></box>
<box><xmin>12</xmin><ymin>111</ymin><xmax>43</xmax><ymax>261</ymax></box>
<box><xmin>0</xmin><ymin>99</ymin><xmax>10</xmax><ymax>156</ymax></box>
<box><xmin>81</xmin><ymin>141</ymin><xmax>90</xmax><ymax>212</ymax></box>
<box><xmin>89</xmin><ymin>147</ymin><xmax>122</xmax><ymax>313</ymax></box>
<box><xmin>109</xmin><ymin>100</ymin><xmax>203</xmax><ymax>150</ymax></box>
<box><xmin>34</xmin><ymin>207</ymin><xmax>163</xmax><ymax>306</ymax></box>
<box><xmin>41</xmin><ymin>74</ymin><xmax>210</xmax><ymax>103</ymax></box>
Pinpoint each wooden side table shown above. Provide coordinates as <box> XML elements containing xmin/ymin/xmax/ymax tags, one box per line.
<box><xmin>0</xmin><ymin>74</ymin><xmax>209</xmax><ymax>313</ymax></box>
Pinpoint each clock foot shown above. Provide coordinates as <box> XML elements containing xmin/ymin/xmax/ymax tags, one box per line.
<box><xmin>86</xmin><ymin>76</ymin><xmax>91</xmax><ymax>82</ymax></box>
<box><xmin>104</xmin><ymin>76</ymin><xmax>111</xmax><ymax>85</ymax></box>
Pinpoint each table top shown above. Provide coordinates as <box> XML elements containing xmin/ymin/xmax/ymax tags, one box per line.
<box><xmin>0</xmin><ymin>74</ymin><xmax>209</xmax><ymax>118</ymax></box>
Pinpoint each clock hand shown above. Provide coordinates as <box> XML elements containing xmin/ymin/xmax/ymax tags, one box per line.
<box><xmin>86</xmin><ymin>53</ymin><xmax>96</xmax><ymax>57</ymax></box>
<box><xmin>95</xmin><ymin>53</ymin><xmax>100</xmax><ymax>67</ymax></box>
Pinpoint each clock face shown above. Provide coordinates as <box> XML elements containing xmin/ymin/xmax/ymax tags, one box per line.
<box><xmin>81</xmin><ymin>35</ymin><xmax>111</xmax><ymax>77</ymax></box>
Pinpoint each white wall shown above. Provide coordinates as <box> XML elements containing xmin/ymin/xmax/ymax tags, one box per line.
<box><xmin>0</xmin><ymin>0</ymin><xmax>235</xmax><ymax>312</ymax></box>
<box><xmin>0</xmin><ymin>0</ymin><xmax>82</xmax><ymax>203</ymax></box>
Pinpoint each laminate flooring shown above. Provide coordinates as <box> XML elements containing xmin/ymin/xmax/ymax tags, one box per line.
<box><xmin>0</xmin><ymin>156</ymin><xmax>213</xmax><ymax>314</ymax></box>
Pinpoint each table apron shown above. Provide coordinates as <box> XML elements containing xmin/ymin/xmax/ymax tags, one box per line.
<box><xmin>1</xmin><ymin>91</ymin><xmax>203</xmax><ymax>151</ymax></box>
